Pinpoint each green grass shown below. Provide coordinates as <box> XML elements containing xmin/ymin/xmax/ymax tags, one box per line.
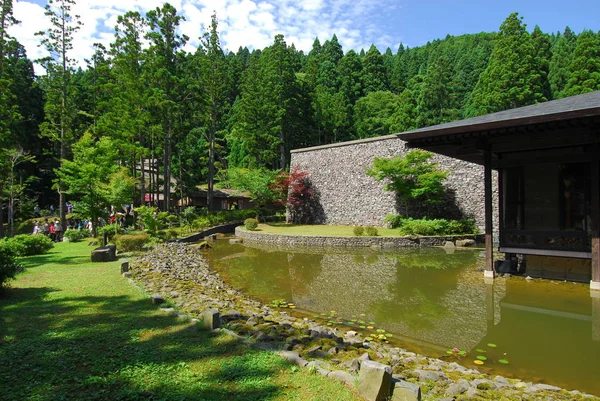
<box><xmin>0</xmin><ymin>242</ymin><xmax>361</xmax><ymax>401</ymax></box>
<box><xmin>250</xmin><ymin>223</ymin><xmax>402</xmax><ymax>237</ymax></box>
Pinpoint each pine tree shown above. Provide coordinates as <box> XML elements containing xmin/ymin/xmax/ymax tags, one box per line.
<box><xmin>467</xmin><ymin>13</ymin><xmax>545</xmax><ymax>117</ymax></box>
<box><xmin>531</xmin><ymin>26</ymin><xmax>552</xmax><ymax>100</ymax></box>
<box><xmin>36</xmin><ymin>0</ymin><xmax>83</xmax><ymax>225</ymax></box>
<box><xmin>548</xmin><ymin>27</ymin><xmax>576</xmax><ymax>99</ymax></box>
<box><xmin>362</xmin><ymin>45</ymin><xmax>388</xmax><ymax>94</ymax></box>
<box><xmin>563</xmin><ymin>30</ymin><xmax>600</xmax><ymax>96</ymax></box>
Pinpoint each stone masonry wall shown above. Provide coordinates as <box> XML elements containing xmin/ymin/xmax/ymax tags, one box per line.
<box><xmin>289</xmin><ymin>135</ymin><xmax>499</xmax><ymax>234</ymax></box>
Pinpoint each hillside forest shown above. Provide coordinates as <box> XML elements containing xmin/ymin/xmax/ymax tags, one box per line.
<box><xmin>1</xmin><ymin>0</ymin><xmax>600</xmax><ymax>235</ymax></box>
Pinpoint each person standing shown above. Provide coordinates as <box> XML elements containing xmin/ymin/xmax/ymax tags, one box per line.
<box><xmin>49</xmin><ymin>221</ymin><xmax>56</xmax><ymax>242</ymax></box>
<box><xmin>54</xmin><ymin>220</ymin><xmax>63</xmax><ymax>242</ymax></box>
<box><xmin>32</xmin><ymin>222</ymin><xmax>41</xmax><ymax>235</ymax></box>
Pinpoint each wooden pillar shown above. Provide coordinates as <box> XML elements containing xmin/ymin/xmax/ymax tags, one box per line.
<box><xmin>591</xmin><ymin>160</ymin><xmax>600</xmax><ymax>290</ymax></box>
<box><xmin>484</xmin><ymin>149</ymin><xmax>495</xmax><ymax>278</ymax></box>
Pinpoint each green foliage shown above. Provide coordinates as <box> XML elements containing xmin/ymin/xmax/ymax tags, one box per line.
<box><xmin>366</xmin><ymin>150</ymin><xmax>448</xmax><ymax>206</ymax></box>
<box><xmin>467</xmin><ymin>13</ymin><xmax>546</xmax><ymax>116</ymax></box>
<box><xmin>392</xmin><ymin>217</ymin><xmax>478</xmax><ymax>236</ymax></box>
<box><xmin>352</xmin><ymin>226</ymin><xmax>364</xmax><ymax>236</ymax></box>
<box><xmin>0</xmin><ymin>241</ymin><xmax>22</xmax><ymax>288</ymax></box>
<box><xmin>180</xmin><ymin>206</ymin><xmax>198</xmax><ymax>232</ymax></box>
<box><xmin>244</xmin><ymin>218</ymin><xmax>259</xmax><ymax>231</ymax></box>
<box><xmin>135</xmin><ymin>206</ymin><xmax>170</xmax><ymax>237</ymax></box>
<box><xmin>102</xmin><ymin>224</ymin><xmax>119</xmax><ymax>241</ymax></box>
<box><xmin>365</xmin><ymin>226</ymin><xmax>379</xmax><ymax>236</ymax></box>
<box><xmin>227</xmin><ymin>168</ymin><xmax>282</xmax><ymax>209</ymax></box>
<box><xmin>63</xmin><ymin>229</ymin><xmax>87</xmax><ymax>242</ymax></box>
<box><xmin>353</xmin><ymin>91</ymin><xmax>400</xmax><ymax>138</ymax></box>
<box><xmin>115</xmin><ymin>234</ymin><xmax>150</xmax><ymax>252</ymax></box>
<box><xmin>564</xmin><ymin>30</ymin><xmax>600</xmax><ymax>96</ymax></box>
<box><xmin>1</xmin><ymin>234</ymin><xmax>54</xmax><ymax>256</ymax></box>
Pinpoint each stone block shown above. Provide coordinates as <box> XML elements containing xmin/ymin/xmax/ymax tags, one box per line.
<box><xmin>358</xmin><ymin>360</ymin><xmax>392</xmax><ymax>401</ymax></box>
<box><xmin>328</xmin><ymin>370</ymin><xmax>356</xmax><ymax>386</ymax></box>
<box><xmin>120</xmin><ymin>260</ymin><xmax>129</xmax><ymax>273</ymax></box>
<box><xmin>151</xmin><ymin>294</ymin><xmax>165</xmax><ymax>305</ymax></box>
<box><xmin>456</xmin><ymin>239</ymin><xmax>476</xmax><ymax>247</ymax></box>
<box><xmin>392</xmin><ymin>380</ymin><xmax>422</xmax><ymax>401</ymax></box>
<box><xmin>91</xmin><ymin>245</ymin><xmax>117</xmax><ymax>262</ymax></box>
<box><xmin>202</xmin><ymin>308</ymin><xmax>221</xmax><ymax>330</ymax></box>
<box><xmin>229</xmin><ymin>238</ymin><xmax>243</xmax><ymax>244</ymax></box>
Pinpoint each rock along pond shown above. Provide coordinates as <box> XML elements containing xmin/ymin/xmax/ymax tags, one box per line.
<box><xmin>205</xmin><ymin>239</ymin><xmax>600</xmax><ymax>396</ymax></box>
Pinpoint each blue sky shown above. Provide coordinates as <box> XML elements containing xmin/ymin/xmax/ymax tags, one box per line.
<box><xmin>9</xmin><ymin>0</ymin><xmax>600</xmax><ymax>72</ymax></box>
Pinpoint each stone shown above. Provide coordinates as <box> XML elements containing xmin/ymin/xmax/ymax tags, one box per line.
<box><xmin>346</xmin><ymin>330</ymin><xmax>358</xmax><ymax>337</ymax></box>
<box><xmin>122</xmin><ymin>271</ymin><xmax>132</xmax><ymax>278</ymax></box>
<box><xmin>328</xmin><ymin>370</ymin><xmax>356</xmax><ymax>386</ymax></box>
<box><xmin>306</xmin><ymin>345</ymin><xmax>322</xmax><ymax>356</ymax></box>
<box><xmin>151</xmin><ymin>294</ymin><xmax>165</xmax><ymax>305</ymax></box>
<box><xmin>456</xmin><ymin>239</ymin><xmax>476</xmax><ymax>247</ymax></box>
<box><xmin>202</xmin><ymin>309</ymin><xmax>221</xmax><ymax>330</ymax></box>
<box><xmin>413</xmin><ymin>369</ymin><xmax>442</xmax><ymax>382</ymax></box>
<box><xmin>278</xmin><ymin>351</ymin><xmax>308</xmax><ymax>367</ymax></box>
<box><xmin>121</xmin><ymin>260</ymin><xmax>129</xmax><ymax>273</ymax></box>
<box><xmin>391</xmin><ymin>380</ymin><xmax>421</xmax><ymax>401</ymax></box>
<box><xmin>357</xmin><ymin>360</ymin><xmax>392</xmax><ymax>401</ymax></box>
<box><xmin>229</xmin><ymin>238</ymin><xmax>243</xmax><ymax>244</ymax></box>
<box><xmin>443</xmin><ymin>241</ymin><xmax>455</xmax><ymax>249</ymax></box>
<box><xmin>91</xmin><ymin>245</ymin><xmax>117</xmax><ymax>262</ymax></box>
<box><xmin>445</xmin><ymin>379</ymin><xmax>470</xmax><ymax>397</ymax></box>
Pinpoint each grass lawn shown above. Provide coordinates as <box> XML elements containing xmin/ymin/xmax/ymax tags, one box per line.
<box><xmin>251</xmin><ymin>223</ymin><xmax>402</xmax><ymax>237</ymax></box>
<box><xmin>0</xmin><ymin>241</ymin><xmax>361</xmax><ymax>401</ymax></box>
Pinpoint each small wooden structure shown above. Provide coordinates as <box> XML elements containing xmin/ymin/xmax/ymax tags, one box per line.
<box><xmin>399</xmin><ymin>91</ymin><xmax>600</xmax><ymax>289</ymax></box>
<box><xmin>181</xmin><ymin>188</ymin><xmax>254</xmax><ymax>211</ymax></box>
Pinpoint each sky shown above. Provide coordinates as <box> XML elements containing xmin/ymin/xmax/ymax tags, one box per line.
<box><xmin>7</xmin><ymin>0</ymin><xmax>600</xmax><ymax>73</ymax></box>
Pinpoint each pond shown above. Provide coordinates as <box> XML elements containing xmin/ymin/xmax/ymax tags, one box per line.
<box><xmin>206</xmin><ymin>240</ymin><xmax>600</xmax><ymax>396</ymax></box>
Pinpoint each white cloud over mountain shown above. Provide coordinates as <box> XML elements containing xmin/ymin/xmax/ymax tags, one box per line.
<box><xmin>9</xmin><ymin>0</ymin><xmax>402</xmax><ymax>71</ymax></box>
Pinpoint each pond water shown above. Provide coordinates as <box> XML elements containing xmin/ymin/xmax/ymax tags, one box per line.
<box><xmin>206</xmin><ymin>240</ymin><xmax>600</xmax><ymax>396</ymax></box>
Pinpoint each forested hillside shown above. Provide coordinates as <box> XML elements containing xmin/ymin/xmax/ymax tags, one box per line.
<box><xmin>1</xmin><ymin>0</ymin><xmax>600</xmax><ymax>229</ymax></box>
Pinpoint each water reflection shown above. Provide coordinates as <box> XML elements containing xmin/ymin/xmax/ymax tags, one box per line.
<box><xmin>207</xmin><ymin>241</ymin><xmax>600</xmax><ymax>395</ymax></box>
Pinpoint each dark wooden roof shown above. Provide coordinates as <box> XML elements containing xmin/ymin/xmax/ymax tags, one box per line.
<box><xmin>399</xmin><ymin>91</ymin><xmax>600</xmax><ymax>141</ymax></box>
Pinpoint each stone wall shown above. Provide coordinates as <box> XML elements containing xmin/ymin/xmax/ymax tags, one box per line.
<box><xmin>236</xmin><ymin>226</ymin><xmax>484</xmax><ymax>249</ymax></box>
<box><xmin>289</xmin><ymin>135</ymin><xmax>499</xmax><ymax>234</ymax></box>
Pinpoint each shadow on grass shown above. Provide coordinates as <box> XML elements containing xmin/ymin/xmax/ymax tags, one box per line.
<box><xmin>19</xmin><ymin>253</ymin><xmax>91</xmax><ymax>268</ymax></box>
<box><xmin>0</xmin><ymin>286</ymin><xmax>287</xmax><ymax>401</ymax></box>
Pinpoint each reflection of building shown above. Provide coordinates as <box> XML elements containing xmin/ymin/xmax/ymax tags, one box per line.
<box><xmin>400</xmin><ymin>91</ymin><xmax>600</xmax><ymax>288</ymax></box>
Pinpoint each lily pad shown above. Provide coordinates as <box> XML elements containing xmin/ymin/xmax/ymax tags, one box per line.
<box><xmin>365</xmin><ymin>337</ymin><xmax>373</xmax><ymax>341</ymax></box>
<box><xmin>359</xmin><ymin>325</ymin><xmax>366</xmax><ymax>329</ymax></box>
<box><xmin>367</xmin><ymin>326</ymin><xmax>374</xmax><ymax>329</ymax></box>
<box><xmin>385</xmin><ymin>334</ymin><xmax>393</xmax><ymax>338</ymax></box>
<box><xmin>320</xmin><ymin>313</ymin><xmax>327</xmax><ymax>316</ymax></box>
<box><xmin>360</xmin><ymin>313</ymin><xmax>366</xmax><ymax>317</ymax></box>
<box><xmin>446</xmin><ymin>350</ymin><xmax>454</xmax><ymax>355</ymax></box>
<box><xmin>458</xmin><ymin>350</ymin><xmax>467</xmax><ymax>356</ymax></box>
<box><xmin>498</xmin><ymin>359</ymin><xmax>510</xmax><ymax>364</ymax></box>
<box><xmin>376</xmin><ymin>329</ymin><xmax>386</xmax><ymax>333</ymax></box>
<box><xmin>487</xmin><ymin>343</ymin><xmax>497</xmax><ymax>348</ymax></box>
<box><xmin>369</xmin><ymin>321</ymin><xmax>376</xmax><ymax>325</ymax></box>
<box><xmin>476</xmin><ymin>355</ymin><xmax>487</xmax><ymax>361</ymax></box>
<box><xmin>474</xmin><ymin>360</ymin><xmax>484</xmax><ymax>365</ymax></box>
<box><xmin>476</xmin><ymin>349</ymin><xmax>487</xmax><ymax>353</ymax></box>
<box><xmin>289</xmin><ymin>305</ymin><xmax>296</xmax><ymax>309</ymax></box>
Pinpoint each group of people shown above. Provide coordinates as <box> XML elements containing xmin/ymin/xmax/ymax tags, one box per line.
<box><xmin>32</xmin><ymin>219</ymin><xmax>64</xmax><ymax>242</ymax></box>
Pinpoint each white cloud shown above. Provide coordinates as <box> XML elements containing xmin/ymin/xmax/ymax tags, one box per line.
<box><xmin>9</xmin><ymin>0</ymin><xmax>400</xmax><ymax>74</ymax></box>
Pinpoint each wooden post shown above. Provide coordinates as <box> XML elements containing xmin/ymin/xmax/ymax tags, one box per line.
<box><xmin>484</xmin><ymin>149</ymin><xmax>495</xmax><ymax>278</ymax></box>
<box><xmin>591</xmin><ymin>160</ymin><xmax>600</xmax><ymax>291</ymax></box>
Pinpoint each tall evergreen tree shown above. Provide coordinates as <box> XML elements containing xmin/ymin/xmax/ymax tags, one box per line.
<box><xmin>563</xmin><ymin>30</ymin><xmax>600</xmax><ymax>96</ymax></box>
<box><xmin>36</xmin><ymin>0</ymin><xmax>82</xmax><ymax>225</ymax></box>
<box><xmin>199</xmin><ymin>13</ymin><xmax>229</xmax><ymax>210</ymax></box>
<box><xmin>145</xmin><ymin>3</ymin><xmax>188</xmax><ymax>211</ymax></box>
<box><xmin>467</xmin><ymin>13</ymin><xmax>545</xmax><ymax>117</ymax></box>
<box><xmin>548</xmin><ymin>27</ymin><xmax>576</xmax><ymax>99</ymax></box>
<box><xmin>531</xmin><ymin>25</ymin><xmax>552</xmax><ymax>100</ymax></box>
<box><xmin>362</xmin><ymin>44</ymin><xmax>388</xmax><ymax>94</ymax></box>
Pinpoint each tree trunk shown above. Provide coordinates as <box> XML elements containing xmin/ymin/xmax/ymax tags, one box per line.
<box><xmin>208</xmin><ymin>126</ymin><xmax>215</xmax><ymax>211</ymax></box>
<box><xmin>163</xmin><ymin>130</ymin><xmax>171</xmax><ymax>212</ymax></box>
<box><xmin>0</xmin><ymin>196</ymin><xmax>4</xmax><ymax>238</ymax></box>
<box><xmin>140</xmin><ymin>155</ymin><xmax>145</xmax><ymax>206</ymax></box>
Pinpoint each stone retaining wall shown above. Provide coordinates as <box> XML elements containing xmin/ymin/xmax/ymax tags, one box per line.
<box><xmin>289</xmin><ymin>135</ymin><xmax>499</xmax><ymax>234</ymax></box>
<box><xmin>236</xmin><ymin>226</ymin><xmax>484</xmax><ymax>249</ymax></box>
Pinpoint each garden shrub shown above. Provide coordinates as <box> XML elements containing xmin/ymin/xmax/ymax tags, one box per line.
<box><xmin>244</xmin><ymin>218</ymin><xmax>259</xmax><ymax>231</ymax></box>
<box><xmin>353</xmin><ymin>226</ymin><xmax>364</xmax><ymax>236</ymax></box>
<box><xmin>0</xmin><ymin>243</ymin><xmax>23</xmax><ymax>288</ymax></box>
<box><xmin>116</xmin><ymin>234</ymin><xmax>150</xmax><ymax>252</ymax></box>
<box><xmin>63</xmin><ymin>229</ymin><xmax>87</xmax><ymax>242</ymax></box>
<box><xmin>102</xmin><ymin>224</ymin><xmax>119</xmax><ymax>241</ymax></box>
<box><xmin>3</xmin><ymin>234</ymin><xmax>54</xmax><ymax>256</ymax></box>
<box><xmin>394</xmin><ymin>217</ymin><xmax>478</xmax><ymax>236</ymax></box>
<box><xmin>365</xmin><ymin>226</ymin><xmax>379</xmax><ymax>236</ymax></box>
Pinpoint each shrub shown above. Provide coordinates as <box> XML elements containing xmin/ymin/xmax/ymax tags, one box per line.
<box><xmin>244</xmin><ymin>218</ymin><xmax>259</xmax><ymax>231</ymax></box>
<box><xmin>353</xmin><ymin>226</ymin><xmax>364</xmax><ymax>236</ymax></box>
<box><xmin>395</xmin><ymin>217</ymin><xmax>478</xmax><ymax>236</ymax></box>
<box><xmin>0</xmin><ymin>243</ymin><xmax>23</xmax><ymax>288</ymax></box>
<box><xmin>384</xmin><ymin>214</ymin><xmax>404</xmax><ymax>229</ymax></box>
<box><xmin>63</xmin><ymin>229</ymin><xmax>87</xmax><ymax>242</ymax></box>
<box><xmin>116</xmin><ymin>234</ymin><xmax>150</xmax><ymax>252</ymax></box>
<box><xmin>365</xmin><ymin>226</ymin><xmax>379</xmax><ymax>236</ymax></box>
<box><xmin>102</xmin><ymin>224</ymin><xmax>119</xmax><ymax>241</ymax></box>
<box><xmin>3</xmin><ymin>234</ymin><xmax>54</xmax><ymax>256</ymax></box>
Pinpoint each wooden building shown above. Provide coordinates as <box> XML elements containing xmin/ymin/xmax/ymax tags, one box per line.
<box><xmin>399</xmin><ymin>91</ymin><xmax>600</xmax><ymax>289</ymax></box>
<box><xmin>181</xmin><ymin>188</ymin><xmax>254</xmax><ymax>211</ymax></box>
